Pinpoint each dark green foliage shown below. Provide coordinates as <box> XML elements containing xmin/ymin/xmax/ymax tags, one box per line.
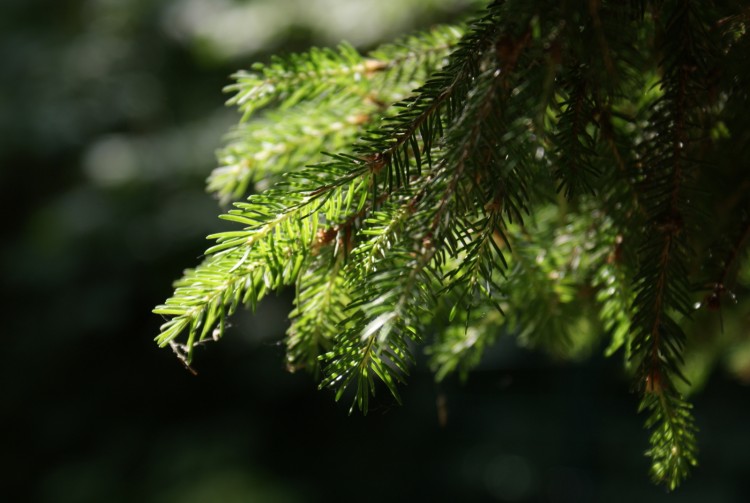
<box><xmin>154</xmin><ymin>0</ymin><xmax>750</xmax><ymax>490</ymax></box>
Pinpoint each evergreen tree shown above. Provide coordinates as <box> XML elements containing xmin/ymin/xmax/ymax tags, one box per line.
<box><xmin>153</xmin><ymin>0</ymin><xmax>750</xmax><ymax>489</ymax></box>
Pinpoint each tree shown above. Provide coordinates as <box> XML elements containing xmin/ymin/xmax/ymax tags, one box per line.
<box><xmin>153</xmin><ymin>0</ymin><xmax>750</xmax><ymax>490</ymax></box>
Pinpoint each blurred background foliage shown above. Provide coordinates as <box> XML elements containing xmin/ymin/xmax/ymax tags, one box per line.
<box><xmin>2</xmin><ymin>0</ymin><xmax>750</xmax><ymax>501</ymax></box>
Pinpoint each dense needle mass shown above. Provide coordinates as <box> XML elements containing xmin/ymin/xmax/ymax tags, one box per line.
<box><xmin>154</xmin><ymin>1</ymin><xmax>750</xmax><ymax>489</ymax></box>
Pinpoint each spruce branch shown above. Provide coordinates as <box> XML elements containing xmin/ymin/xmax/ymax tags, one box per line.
<box><xmin>317</xmin><ymin>19</ymin><xmax>540</xmax><ymax>408</ymax></box>
<box><xmin>629</xmin><ymin>0</ymin><xmax>722</xmax><ymax>488</ymax></box>
<box><xmin>427</xmin><ymin>301</ymin><xmax>504</xmax><ymax>381</ymax></box>
<box><xmin>593</xmin><ymin>232</ymin><xmax>634</xmax><ymax>358</ymax></box>
<box><xmin>152</xmin><ymin>0</ymin><xmax>750</xmax><ymax>490</ymax></box>
<box><xmin>155</xmin><ymin>161</ymin><xmax>375</xmax><ymax>359</ymax></box>
<box><xmin>551</xmin><ymin>68</ymin><xmax>599</xmax><ymax>197</ymax></box>
<box><xmin>208</xmin><ymin>97</ymin><xmax>375</xmax><ymax>203</ymax></box>
<box><xmin>225</xmin><ymin>26</ymin><xmax>464</xmax><ymax>122</ymax></box>
<box><xmin>211</xmin><ymin>25</ymin><xmax>465</xmax><ymax>204</ymax></box>
<box><xmin>226</xmin><ymin>42</ymin><xmax>376</xmax><ymax>121</ymax></box>
<box><xmin>286</xmin><ymin>247</ymin><xmax>350</xmax><ymax>375</ymax></box>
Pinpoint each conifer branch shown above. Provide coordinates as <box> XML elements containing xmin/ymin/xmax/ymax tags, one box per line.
<box><xmin>208</xmin><ymin>97</ymin><xmax>375</xmax><ymax>203</ymax></box>
<box><xmin>593</xmin><ymin>232</ymin><xmax>634</xmax><ymax>358</ymax></box>
<box><xmin>286</xmin><ymin>248</ymin><xmax>350</xmax><ymax>375</ymax></box>
<box><xmin>551</xmin><ymin>69</ymin><xmax>598</xmax><ymax>197</ymax></box>
<box><xmin>153</xmin><ymin>0</ymin><xmax>748</xmax><ymax>489</ymax></box>
<box><xmin>155</xmin><ymin>162</ymin><xmax>375</xmax><ymax>359</ymax></box>
<box><xmin>630</xmin><ymin>0</ymin><xmax>721</xmax><ymax>488</ymax></box>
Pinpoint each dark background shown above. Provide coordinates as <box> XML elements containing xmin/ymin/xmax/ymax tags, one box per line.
<box><xmin>2</xmin><ymin>1</ymin><xmax>749</xmax><ymax>501</ymax></box>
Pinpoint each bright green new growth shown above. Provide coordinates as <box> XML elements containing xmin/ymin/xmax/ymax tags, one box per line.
<box><xmin>154</xmin><ymin>1</ymin><xmax>750</xmax><ymax>490</ymax></box>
